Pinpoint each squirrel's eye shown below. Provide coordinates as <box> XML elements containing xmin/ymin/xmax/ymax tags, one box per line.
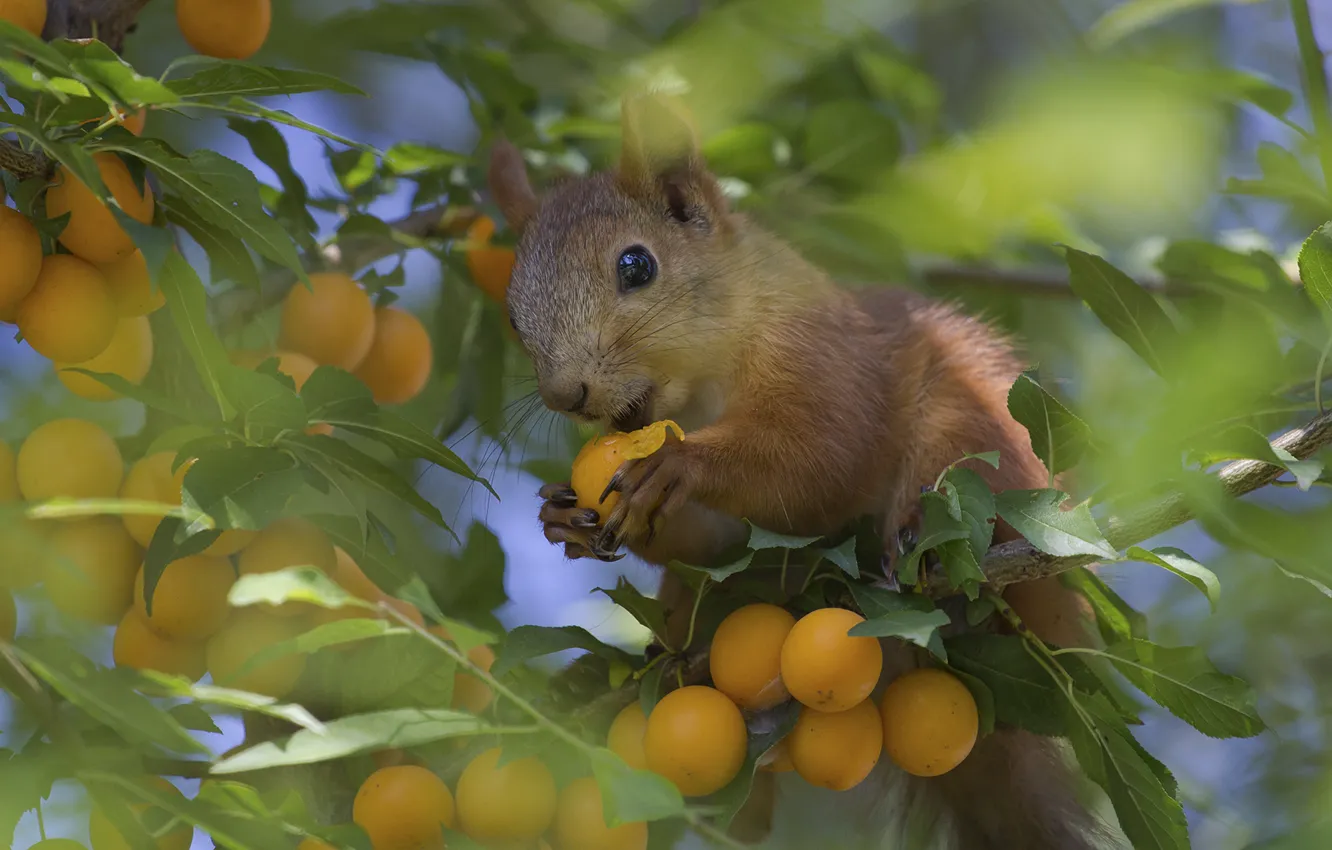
<box><xmin>617</xmin><ymin>245</ymin><xmax>658</xmax><ymax>291</ymax></box>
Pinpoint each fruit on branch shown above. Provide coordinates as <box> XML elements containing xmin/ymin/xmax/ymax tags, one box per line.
<box><xmin>643</xmin><ymin>685</ymin><xmax>747</xmax><ymax>797</ymax></box>
<box><xmin>176</xmin><ymin>0</ymin><xmax>271</xmax><ymax>60</ymax></box>
<box><xmin>89</xmin><ymin>776</ymin><xmax>193</xmax><ymax>850</ymax></box>
<box><xmin>352</xmin><ymin>306</ymin><xmax>433</xmax><ymax>405</ymax></box>
<box><xmin>45</xmin><ymin>153</ymin><xmax>155</xmax><ymax>264</ymax></box>
<box><xmin>55</xmin><ymin>316</ymin><xmax>153</xmax><ymax>401</ymax></box>
<box><xmin>16</xmin><ymin>255</ymin><xmax>117</xmax><ymax>363</ymax></box>
<box><xmin>279</xmin><ymin>272</ymin><xmax>376</xmax><ymax>371</ymax></box>
<box><xmin>710</xmin><ymin>602</ymin><xmax>796</xmax><ymax>711</ymax></box>
<box><xmin>606</xmin><ymin>701</ymin><xmax>649</xmax><ymax>771</ymax></box>
<box><xmin>205</xmin><ymin>607</ymin><xmax>307</xmax><ymax>698</ymax></box>
<box><xmin>780</xmin><ymin>607</ymin><xmax>883</xmax><ymax>713</ymax></box>
<box><xmin>0</xmin><ymin>588</ymin><xmax>15</xmax><ymax>641</ymax></box>
<box><xmin>0</xmin><ymin>0</ymin><xmax>46</xmax><ymax>36</ymax></box>
<box><xmin>554</xmin><ymin>777</ymin><xmax>649</xmax><ymax>850</ymax></box>
<box><xmin>787</xmin><ymin>699</ymin><xmax>883</xmax><ymax>791</ymax></box>
<box><xmin>133</xmin><ymin>554</ymin><xmax>235</xmax><ymax>642</ymax></box>
<box><xmin>353</xmin><ymin>764</ymin><xmax>456</xmax><ymax>850</ymax></box>
<box><xmin>237</xmin><ymin>517</ymin><xmax>337</xmax><ymax>617</ymax></box>
<box><xmin>879</xmin><ymin>668</ymin><xmax>979</xmax><ymax>777</ymax></box>
<box><xmin>17</xmin><ymin>417</ymin><xmax>123</xmax><ymax>501</ymax></box>
<box><xmin>112</xmin><ymin>608</ymin><xmax>207</xmax><ymax>682</ymax></box>
<box><xmin>43</xmin><ymin>517</ymin><xmax>141</xmax><ymax>624</ymax></box>
<box><xmin>0</xmin><ymin>206</ymin><xmax>41</xmax><ymax>316</ymax></box>
<box><xmin>456</xmin><ymin>747</ymin><xmax>558</xmax><ymax>843</ymax></box>
<box><xmin>231</xmin><ymin>348</ymin><xmax>332</xmax><ymax>434</ymax></box>
<box><xmin>98</xmin><ymin>249</ymin><xmax>165</xmax><ymax>317</ymax></box>
<box><xmin>571</xmin><ymin>421</ymin><xmax>685</xmax><ymax>517</ymax></box>
<box><xmin>120</xmin><ymin>453</ymin><xmax>255</xmax><ymax>556</ymax></box>
<box><xmin>464</xmin><ymin>214</ymin><xmax>515</xmax><ymax>304</ymax></box>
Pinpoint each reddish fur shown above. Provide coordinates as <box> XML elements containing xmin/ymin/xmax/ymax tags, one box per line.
<box><xmin>493</xmin><ymin>94</ymin><xmax>1105</xmax><ymax>849</ymax></box>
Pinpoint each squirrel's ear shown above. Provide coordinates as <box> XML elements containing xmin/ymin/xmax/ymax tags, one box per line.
<box><xmin>617</xmin><ymin>93</ymin><xmax>727</xmax><ymax>224</ymax></box>
<box><xmin>487</xmin><ymin>138</ymin><xmax>538</xmax><ymax>233</ymax></box>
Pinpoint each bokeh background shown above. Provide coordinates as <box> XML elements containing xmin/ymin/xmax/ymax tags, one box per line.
<box><xmin>5</xmin><ymin>0</ymin><xmax>1332</xmax><ymax>847</ymax></box>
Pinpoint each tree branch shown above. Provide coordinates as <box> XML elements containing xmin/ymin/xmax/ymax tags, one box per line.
<box><xmin>0</xmin><ymin>141</ymin><xmax>49</xmax><ymax>180</ymax></box>
<box><xmin>941</xmin><ymin>408</ymin><xmax>1332</xmax><ymax>592</ymax></box>
<box><xmin>43</xmin><ymin>0</ymin><xmax>153</xmax><ymax>51</ymax></box>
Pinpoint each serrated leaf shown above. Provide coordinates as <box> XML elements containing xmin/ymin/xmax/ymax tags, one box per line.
<box><xmin>943</xmin><ymin>634</ymin><xmax>1070</xmax><ymax>736</ymax></box>
<box><xmin>216</xmin><ymin>98</ymin><xmax>371</xmax><ymax>149</ymax></box>
<box><xmin>288</xmin><ymin>434</ymin><xmax>451</xmax><ymax>532</ymax></box>
<box><xmin>1105</xmin><ymin>640</ymin><xmax>1264</xmax><ymax>738</ymax></box>
<box><xmin>157</xmin><ymin>251</ymin><xmax>234</xmax><ymax>418</ymax></box>
<box><xmin>590</xmin><ymin>748</ymin><xmax>686</xmax><ymax>824</ymax></box>
<box><xmin>668</xmin><ymin>550</ymin><xmax>754</xmax><ymax>583</ymax></box>
<box><xmin>52</xmin><ymin>39</ymin><xmax>181</xmax><ymax>106</ymax></box>
<box><xmin>939</xmin><ymin>467</ymin><xmax>996</xmax><ymax>562</ymax></box>
<box><xmin>1060</xmin><ymin>567</ymin><xmax>1147</xmax><ymax>646</ymax></box>
<box><xmin>848</xmin><ymin>584</ymin><xmax>947</xmax><ymax>659</ymax></box>
<box><xmin>1195</xmin><ymin>425</ymin><xmax>1324</xmax><ymax>491</ymax></box>
<box><xmin>1298</xmin><ymin>221</ymin><xmax>1332</xmax><ymax>311</ymax></box>
<box><xmin>383</xmin><ymin>142</ymin><xmax>469</xmax><ymax>175</ymax></box>
<box><xmin>491</xmin><ymin>625</ymin><xmax>635</xmax><ymax>676</ymax></box>
<box><xmin>1063</xmin><ymin>247</ymin><xmax>1178</xmax><ymax>377</ymax></box>
<box><xmin>213</xmin><ymin>709</ymin><xmax>493</xmax><ymax>774</ymax></box>
<box><xmin>936</xmin><ymin>538</ymin><xmax>987</xmax><ymax>600</ymax></box>
<box><xmin>994</xmin><ymin>489</ymin><xmax>1116</xmax><ymax>558</ymax></box>
<box><xmin>138</xmin><ymin>674</ymin><xmax>323</xmax><ymax>732</ymax></box>
<box><xmin>308</xmin><ymin>513</ymin><xmax>414</xmax><ymax>591</ymax></box>
<box><xmin>899</xmin><ymin>490</ymin><xmax>971</xmax><ymax>582</ymax></box>
<box><xmin>746</xmin><ymin>521</ymin><xmax>821</xmax><ymax>551</ymax></box>
<box><xmin>181</xmin><ymin>447</ymin><xmax>303</xmax><ymax>530</ymax></box>
<box><xmin>169</xmin><ymin>702</ymin><xmax>221</xmax><ymax>734</ymax></box>
<box><xmin>849</xmin><ymin>608</ymin><xmax>951</xmax><ymax>656</ymax></box>
<box><xmin>167</xmin><ymin>61</ymin><xmax>365</xmax><ymax>98</ymax></box>
<box><xmin>218</xmin><ymin>365</ymin><xmax>307</xmax><ymax>440</ymax></box>
<box><xmin>1007</xmin><ymin>372</ymin><xmax>1092</xmax><ymax>477</ymax></box>
<box><xmin>596</xmin><ymin>577</ymin><xmax>669</xmax><ymax>644</ymax></box>
<box><xmin>229</xmin><ymin>566</ymin><xmax>373</xmax><ymax>612</ymax></box>
<box><xmin>1125</xmin><ymin>546</ymin><xmax>1220</xmax><ymax>612</ymax></box>
<box><xmin>61</xmin><ymin>368</ymin><xmax>215</xmax><ymax>425</ymax></box>
<box><xmin>816</xmin><ymin>535</ymin><xmax>860</xmax><ymax>578</ymax></box>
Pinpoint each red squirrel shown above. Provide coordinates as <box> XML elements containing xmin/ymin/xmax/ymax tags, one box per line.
<box><xmin>488</xmin><ymin>94</ymin><xmax>1104</xmax><ymax>849</ymax></box>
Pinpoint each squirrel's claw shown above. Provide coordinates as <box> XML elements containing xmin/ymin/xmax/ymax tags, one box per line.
<box><xmin>539</xmin><ymin>483</ymin><xmax>578</xmax><ymax>507</ymax></box>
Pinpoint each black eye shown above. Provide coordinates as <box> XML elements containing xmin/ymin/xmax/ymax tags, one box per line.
<box><xmin>617</xmin><ymin>245</ymin><xmax>657</xmax><ymax>291</ymax></box>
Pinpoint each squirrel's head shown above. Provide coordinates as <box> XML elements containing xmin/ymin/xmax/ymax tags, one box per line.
<box><xmin>487</xmin><ymin>94</ymin><xmax>738</xmax><ymax>432</ymax></box>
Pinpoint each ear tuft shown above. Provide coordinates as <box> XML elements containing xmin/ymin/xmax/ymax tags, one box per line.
<box><xmin>487</xmin><ymin>138</ymin><xmax>538</xmax><ymax>233</ymax></box>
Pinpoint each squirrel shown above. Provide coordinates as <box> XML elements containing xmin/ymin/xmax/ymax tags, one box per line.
<box><xmin>487</xmin><ymin>93</ymin><xmax>1105</xmax><ymax>850</ymax></box>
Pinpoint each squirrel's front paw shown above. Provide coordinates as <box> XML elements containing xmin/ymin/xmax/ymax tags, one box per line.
<box><xmin>537</xmin><ymin>483</ymin><xmax>623</xmax><ymax>562</ymax></box>
<box><xmin>595</xmin><ymin>441</ymin><xmax>698</xmax><ymax>555</ymax></box>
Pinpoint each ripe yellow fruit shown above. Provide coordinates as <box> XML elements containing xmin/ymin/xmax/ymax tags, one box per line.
<box><xmin>45</xmin><ymin>152</ymin><xmax>155</xmax><ymax>264</ymax></box>
<box><xmin>880</xmin><ymin>668</ymin><xmax>979</xmax><ymax>777</ymax></box>
<box><xmin>555</xmin><ymin>777</ymin><xmax>649</xmax><ymax>850</ymax></box>
<box><xmin>231</xmin><ymin>349</ymin><xmax>320</xmax><ymax>392</ymax></box>
<box><xmin>133</xmin><ymin>555</ymin><xmax>235</xmax><ymax>642</ymax></box>
<box><xmin>279</xmin><ymin>272</ymin><xmax>376</xmax><ymax>370</ymax></box>
<box><xmin>332</xmin><ymin>546</ymin><xmax>381</xmax><ymax>602</ymax></box>
<box><xmin>44</xmin><ymin>517</ymin><xmax>141</xmax><ymax>624</ymax></box>
<box><xmin>571</xmin><ymin>421</ymin><xmax>684</xmax><ymax>518</ymax></box>
<box><xmin>456</xmin><ymin>747</ymin><xmax>557</xmax><ymax>843</ymax></box>
<box><xmin>352</xmin><ymin>764</ymin><xmax>456</xmax><ymax>850</ymax></box>
<box><xmin>237</xmin><ymin>517</ymin><xmax>337</xmax><ymax>617</ymax></box>
<box><xmin>113</xmin><ymin>609</ymin><xmax>206</xmax><ymax>681</ymax></box>
<box><xmin>56</xmin><ymin>316</ymin><xmax>153</xmax><ymax>401</ymax></box>
<box><xmin>710</xmin><ymin>603</ymin><xmax>796</xmax><ymax>710</ymax></box>
<box><xmin>643</xmin><ymin>685</ymin><xmax>747</xmax><ymax>797</ymax></box>
<box><xmin>17</xmin><ymin>254</ymin><xmax>118</xmax><ymax>362</ymax></box>
<box><xmin>0</xmin><ymin>440</ymin><xmax>18</xmax><ymax>502</ymax></box>
<box><xmin>18</xmin><ymin>417</ymin><xmax>124</xmax><ymax>502</ymax></box>
<box><xmin>99</xmin><ymin>249</ymin><xmax>166</xmax><ymax>316</ymax></box>
<box><xmin>295</xmin><ymin>840</ymin><xmax>336</xmax><ymax>850</ymax></box>
<box><xmin>780</xmin><ymin>607</ymin><xmax>882</xmax><ymax>712</ymax></box>
<box><xmin>788</xmin><ymin>699</ymin><xmax>883</xmax><ymax>791</ymax></box>
<box><xmin>120</xmin><ymin>453</ymin><xmax>253</xmax><ymax>556</ymax></box>
<box><xmin>465</xmin><ymin>215</ymin><xmax>515</xmax><ymax>303</ymax></box>
<box><xmin>205</xmin><ymin>607</ymin><xmax>307</xmax><ymax>698</ymax></box>
<box><xmin>0</xmin><ymin>205</ymin><xmax>42</xmax><ymax>314</ymax></box>
<box><xmin>606</xmin><ymin>701</ymin><xmax>649</xmax><ymax>771</ymax></box>
<box><xmin>176</xmin><ymin>0</ymin><xmax>271</xmax><ymax>60</ymax></box>
<box><xmin>121</xmin><ymin>109</ymin><xmax>147</xmax><ymax>136</ymax></box>
<box><xmin>0</xmin><ymin>0</ymin><xmax>47</xmax><ymax>36</ymax></box>
<box><xmin>89</xmin><ymin>777</ymin><xmax>192</xmax><ymax>850</ymax></box>
<box><xmin>352</xmin><ymin>307</ymin><xmax>433</xmax><ymax>405</ymax></box>
<box><xmin>0</xmin><ymin>517</ymin><xmax>47</xmax><ymax>588</ymax></box>
<box><xmin>0</xmin><ymin>588</ymin><xmax>16</xmax><ymax>641</ymax></box>
<box><xmin>758</xmin><ymin>737</ymin><xmax>794</xmax><ymax>773</ymax></box>
<box><xmin>428</xmin><ymin>625</ymin><xmax>496</xmax><ymax>713</ymax></box>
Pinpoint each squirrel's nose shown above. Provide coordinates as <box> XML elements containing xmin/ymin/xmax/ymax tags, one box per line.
<box><xmin>544</xmin><ymin>381</ymin><xmax>590</xmax><ymax>415</ymax></box>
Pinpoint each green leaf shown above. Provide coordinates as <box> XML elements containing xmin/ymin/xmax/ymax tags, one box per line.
<box><xmin>816</xmin><ymin>535</ymin><xmax>859</xmax><ymax>578</ymax></box>
<box><xmin>589</xmin><ymin>748</ymin><xmax>686</xmax><ymax>824</ymax></box>
<box><xmin>1193</xmin><ymin>425</ymin><xmax>1323</xmax><ymax>491</ymax></box>
<box><xmin>288</xmin><ymin>434</ymin><xmax>451</xmax><ymax>532</ymax></box>
<box><xmin>939</xmin><ymin>467</ymin><xmax>996</xmax><ymax>562</ymax></box>
<box><xmin>141</xmin><ymin>518</ymin><xmax>222</xmax><ymax>612</ymax></box>
<box><xmin>0</xmin><ymin>746</ymin><xmax>61</xmax><ymax>848</ymax></box>
<box><xmin>169</xmin><ymin>703</ymin><xmax>221</xmax><ymax>734</ymax></box>
<box><xmin>668</xmin><ymin>550</ymin><xmax>755</xmax><ymax>583</ymax></box>
<box><xmin>1060</xmin><ymin>568</ymin><xmax>1147</xmax><ymax>646</ymax></box>
<box><xmin>1062</xmin><ymin>247</ymin><xmax>1178</xmax><ymax>378</ymax></box>
<box><xmin>709</xmin><ymin>700</ymin><xmax>802</xmax><ymax>829</ymax></box>
<box><xmin>943</xmin><ymin>634</ymin><xmax>1070</xmax><ymax>736</ymax></box>
<box><xmin>433</xmin><ymin>522</ymin><xmax>508</xmax><ymax>617</ymax></box>
<box><xmin>218</xmin><ymin>365</ymin><xmax>307</xmax><ymax>441</ymax></box>
<box><xmin>157</xmin><ymin>251</ymin><xmax>234</xmax><ymax>418</ymax></box>
<box><xmin>383</xmin><ymin>142</ymin><xmax>469</xmax><ymax>175</ymax></box>
<box><xmin>492</xmin><ymin>625</ymin><xmax>635</xmax><ymax>677</ymax></box>
<box><xmin>746</xmin><ymin>521</ymin><xmax>821</xmax><ymax>551</ymax></box>
<box><xmin>211</xmin><ymin>97</ymin><xmax>371</xmax><ymax>148</ymax></box>
<box><xmin>935</xmin><ymin>538</ymin><xmax>987</xmax><ymax>601</ymax></box>
<box><xmin>898</xmin><ymin>490</ymin><xmax>971</xmax><ymax>582</ymax></box>
<box><xmin>1298</xmin><ymin>221</ymin><xmax>1332</xmax><ymax>311</ymax></box>
<box><xmin>848</xmin><ymin>584</ymin><xmax>947</xmax><ymax>660</ymax></box>
<box><xmin>225</xmin><ymin>117</ymin><xmax>317</xmax><ymax>246</ymax></box>
<box><xmin>994</xmin><ymin>489</ymin><xmax>1116</xmax><ymax>558</ymax></box>
<box><xmin>596</xmin><ymin>577</ymin><xmax>669</xmax><ymax>644</ymax></box>
<box><xmin>1124</xmin><ymin>546</ymin><xmax>1220</xmax><ymax>612</ymax></box>
<box><xmin>181</xmin><ymin>447</ymin><xmax>303</xmax><ymax>530</ymax></box>
<box><xmin>946</xmin><ymin>667</ymin><xmax>996</xmax><ymax>736</ymax></box>
<box><xmin>163</xmin><ymin>201</ymin><xmax>261</xmax><ymax>290</ymax></box>
<box><xmin>139</xmin><ymin>674</ymin><xmax>324</xmax><ymax>732</ymax></box>
<box><xmin>308</xmin><ymin>513</ymin><xmax>414</xmax><ymax>592</ymax></box>
<box><xmin>1088</xmin><ymin>0</ymin><xmax>1268</xmax><ymax>49</ymax></box>
<box><xmin>229</xmin><ymin>566</ymin><xmax>373</xmax><ymax>612</ymax></box>
<box><xmin>213</xmin><ymin>709</ymin><xmax>494</xmax><ymax>774</ymax></box>
<box><xmin>167</xmin><ymin>61</ymin><xmax>365</xmax><ymax>98</ymax></box>
<box><xmin>849</xmin><ymin>608</ymin><xmax>951</xmax><ymax>655</ymax></box>
<box><xmin>60</xmin><ymin>368</ymin><xmax>215</xmax><ymax>425</ymax></box>
<box><xmin>52</xmin><ymin>39</ymin><xmax>181</xmax><ymax>106</ymax></box>
<box><xmin>1007</xmin><ymin>372</ymin><xmax>1092</xmax><ymax>477</ymax></box>
<box><xmin>1105</xmin><ymin>640</ymin><xmax>1264</xmax><ymax>738</ymax></box>
<box><xmin>15</xmin><ymin>639</ymin><xmax>206</xmax><ymax>755</ymax></box>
